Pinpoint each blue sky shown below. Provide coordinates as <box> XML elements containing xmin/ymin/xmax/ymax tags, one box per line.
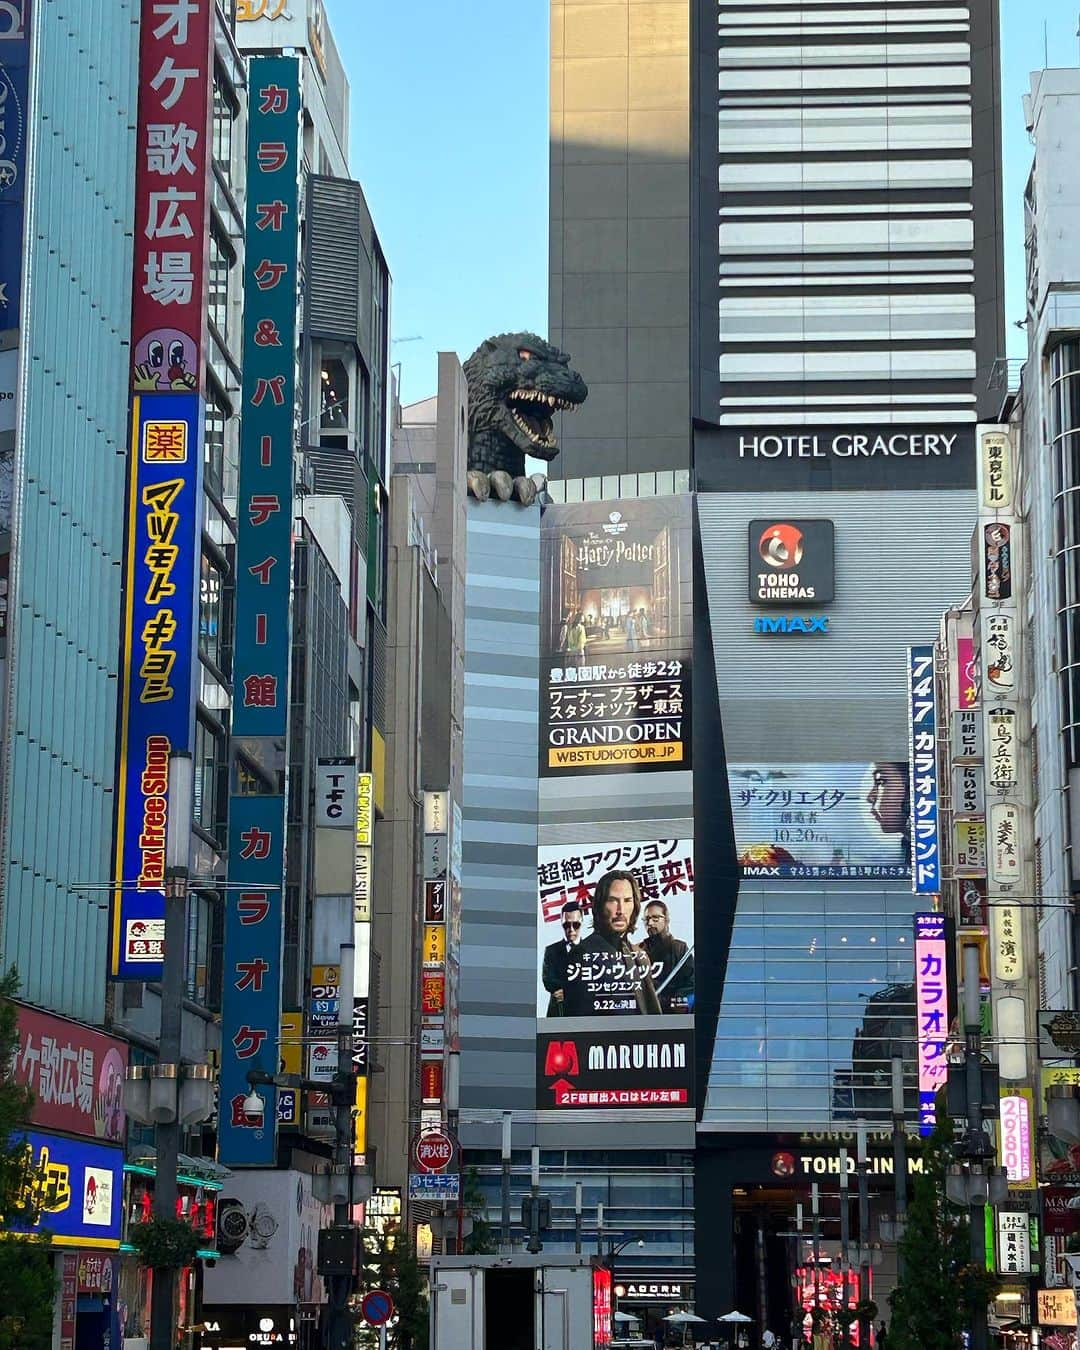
<box><xmin>327</xmin><ymin>0</ymin><xmax>1073</xmax><ymax>401</ymax></box>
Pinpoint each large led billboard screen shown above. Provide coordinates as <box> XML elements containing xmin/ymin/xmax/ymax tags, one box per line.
<box><xmin>539</xmin><ymin>497</ymin><xmax>693</xmax><ymax>776</ymax></box>
<box><xmin>731</xmin><ymin>762</ymin><xmax>911</xmax><ymax>880</ymax></box>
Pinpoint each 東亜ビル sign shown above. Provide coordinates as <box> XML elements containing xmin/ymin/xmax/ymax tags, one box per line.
<box><xmin>907</xmin><ymin>646</ymin><xmax>940</xmax><ymax>894</ymax></box>
<box><xmin>748</xmin><ymin>519</ymin><xmax>835</xmax><ymax>606</ymax></box>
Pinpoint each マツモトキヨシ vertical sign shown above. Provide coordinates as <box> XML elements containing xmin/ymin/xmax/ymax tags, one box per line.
<box><xmin>111</xmin><ymin>0</ymin><xmax>215</xmax><ymax>980</ymax></box>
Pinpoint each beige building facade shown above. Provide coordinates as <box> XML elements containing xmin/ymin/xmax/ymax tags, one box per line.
<box><xmin>549</xmin><ymin>0</ymin><xmax>691</xmax><ymax>478</ymax></box>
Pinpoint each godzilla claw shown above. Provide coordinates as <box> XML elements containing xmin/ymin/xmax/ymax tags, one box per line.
<box><xmin>513</xmin><ymin>475</ymin><xmax>537</xmax><ymax>507</ymax></box>
<box><xmin>467</xmin><ymin>469</ymin><xmax>491</xmax><ymax>502</ymax></box>
<box><xmin>489</xmin><ymin>470</ymin><xmax>513</xmax><ymax>501</ymax></box>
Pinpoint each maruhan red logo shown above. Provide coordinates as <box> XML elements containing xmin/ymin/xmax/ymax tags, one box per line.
<box><xmin>759</xmin><ymin>523</ymin><xmax>804</xmax><ymax>569</ymax></box>
<box><xmin>543</xmin><ymin>1041</ymin><xmax>580</xmax><ymax>1077</ymax></box>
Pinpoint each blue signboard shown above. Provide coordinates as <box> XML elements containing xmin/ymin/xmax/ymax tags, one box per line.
<box><xmin>908</xmin><ymin>645</ymin><xmax>940</xmax><ymax>894</ymax></box>
<box><xmin>218</xmin><ymin>54</ymin><xmax>300</xmax><ymax>1167</ymax></box>
<box><xmin>218</xmin><ymin>793</ymin><xmax>286</xmax><ymax>1165</ymax></box>
<box><xmin>408</xmin><ymin>1172</ymin><xmax>460</xmax><ymax>1200</ymax></box>
<box><xmin>8</xmin><ymin>1131</ymin><xmax>123</xmax><ymax>1248</ymax></box>
<box><xmin>0</xmin><ymin>1</ymin><xmax>31</xmax><ymax>327</ymax></box>
<box><xmin>231</xmin><ymin>55</ymin><xmax>300</xmax><ymax>739</ymax></box>
<box><xmin>110</xmin><ymin>393</ymin><xmax>203</xmax><ymax>979</ymax></box>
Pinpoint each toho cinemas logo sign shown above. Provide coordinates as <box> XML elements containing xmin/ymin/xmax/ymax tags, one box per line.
<box><xmin>749</xmin><ymin>519</ymin><xmax>835</xmax><ymax>607</ymax></box>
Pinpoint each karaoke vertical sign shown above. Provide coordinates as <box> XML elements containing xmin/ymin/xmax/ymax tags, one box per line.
<box><xmin>218</xmin><ymin>56</ymin><xmax>300</xmax><ymax>1166</ymax></box>
<box><xmin>914</xmin><ymin>912</ymin><xmax>948</xmax><ymax>1135</ymax></box>
<box><xmin>908</xmin><ymin>645</ymin><xmax>941</xmax><ymax>895</ymax></box>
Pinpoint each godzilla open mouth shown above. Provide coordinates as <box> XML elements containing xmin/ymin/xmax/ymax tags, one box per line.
<box><xmin>507</xmin><ymin>388</ymin><xmax>578</xmax><ymax>449</ymax></box>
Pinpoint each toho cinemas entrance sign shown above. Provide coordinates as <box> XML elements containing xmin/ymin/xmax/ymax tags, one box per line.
<box><xmin>771</xmin><ymin>1147</ymin><xmax>925</xmax><ymax>1180</ymax></box>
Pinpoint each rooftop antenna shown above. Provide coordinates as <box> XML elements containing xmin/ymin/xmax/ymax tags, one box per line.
<box><xmin>1044</xmin><ymin>20</ymin><xmax>1048</xmax><ymax>68</ymax></box>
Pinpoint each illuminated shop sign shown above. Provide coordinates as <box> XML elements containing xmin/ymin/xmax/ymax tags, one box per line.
<box><xmin>996</xmin><ymin>1211</ymin><xmax>1031</xmax><ymax>1276</ymax></box>
<box><xmin>737</xmin><ymin>431</ymin><xmax>961</xmax><ymax>460</ymax></box>
<box><xmin>7</xmin><ymin>1131</ymin><xmax>123</xmax><ymax>1248</ymax></box>
<box><xmin>536</xmin><ymin>839</ymin><xmax>694</xmax><ymax>1019</ymax></box>
<box><xmin>999</xmin><ymin>1090</ymin><xmax>1035</xmax><ymax>1188</ymax></box>
<box><xmin>914</xmin><ymin>912</ymin><xmax>948</xmax><ymax>1135</ymax></box>
<box><xmin>14</xmin><ymin>1009</ymin><xmax>128</xmax><ymax>1142</ymax></box>
<box><xmin>111</xmin><ymin>395</ymin><xmax>203</xmax><ymax>980</ymax></box>
<box><xmin>537</xmin><ymin>1029</ymin><xmax>692</xmax><ymax>1109</ymax></box>
<box><xmin>539</xmin><ymin>497</ymin><xmax>693</xmax><ymax>776</ymax></box>
<box><xmin>732</xmin><ymin>762</ymin><xmax>910</xmax><ymax>880</ymax></box>
<box><xmin>908</xmin><ymin>646</ymin><xmax>940</xmax><ymax>893</ymax></box>
<box><xmin>748</xmin><ymin>519</ymin><xmax>834</xmax><ymax>605</ymax></box>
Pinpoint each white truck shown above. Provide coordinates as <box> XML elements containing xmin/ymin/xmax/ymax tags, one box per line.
<box><xmin>429</xmin><ymin>1254</ymin><xmax>607</xmax><ymax>1350</ymax></box>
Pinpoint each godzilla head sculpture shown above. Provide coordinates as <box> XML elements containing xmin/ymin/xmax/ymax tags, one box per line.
<box><xmin>463</xmin><ymin>333</ymin><xmax>588</xmax><ymax>504</ymax></box>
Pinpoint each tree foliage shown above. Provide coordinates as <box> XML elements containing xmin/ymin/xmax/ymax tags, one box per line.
<box><xmin>357</xmin><ymin>1225</ymin><xmax>429</xmax><ymax>1350</ymax></box>
<box><xmin>0</xmin><ymin>967</ymin><xmax>58</xmax><ymax>1350</ymax></box>
<box><xmin>462</xmin><ymin>1167</ymin><xmax>497</xmax><ymax>1256</ymax></box>
<box><xmin>888</xmin><ymin>1118</ymin><xmax>999</xmax><ymax>1350</ymax></box>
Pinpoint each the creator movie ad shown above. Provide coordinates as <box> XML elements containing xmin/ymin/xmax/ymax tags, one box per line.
<box><xmin>539</xmin><ymin>496</ymin><xmax>693</xmax><ymax>777</ymax></box>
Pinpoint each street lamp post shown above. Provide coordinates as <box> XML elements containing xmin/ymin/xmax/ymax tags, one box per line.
<box><xmin>149</xmin><ymin>750</ymin><xmax>193</xmax><ymax>1350</ymax></box>
<box><xmin>243</xmin><ymin>941</ymin><xmax>357</xmax><ymax>1350</ymax></box>
<box><xmin>945</xmin><ymin>942</ymin><xmax>1010</xmax><ymax>1350</ymax></box>
<box><xmin>891</xmin><ymin>1054</ymin><xmax>908</xmax><ymax>1280</ymax></box>
<box><xmin>607</xmin><ymin>1235</ymin><xmax>644</xmax><ymax>1331</ymax></box>
<box><xmin>839</xmin><ymin>1150</ymin><xmax>851</xmax><ymax>1350</ymax></box>
<box><xmin>856</xmin><ymin>1121</ymin><xmax>871</xmax><ymax>1350</ymax></box>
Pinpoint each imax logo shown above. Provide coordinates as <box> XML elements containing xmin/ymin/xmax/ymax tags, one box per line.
<box><xmin>754</xmin><ymin>616</ymin><xmax>829</xmax><ymax>635</ymax></box>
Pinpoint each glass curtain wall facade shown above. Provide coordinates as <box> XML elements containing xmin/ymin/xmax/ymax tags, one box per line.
<box><xmin>0</xmin><ymin>4</ymin><xmax>140</xmax><ymax>1024</ymax></box>
<box><xmin>704</xmin><ymin>883</ymin><xmax>916</xmax><ymax>1132</ymax></box>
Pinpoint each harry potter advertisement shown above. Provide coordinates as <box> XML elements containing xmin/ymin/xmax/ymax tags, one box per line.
<box><xmin>539</xmin><ymin>497</ymin><xmax>693</xmax><ymax>777</ymax></box>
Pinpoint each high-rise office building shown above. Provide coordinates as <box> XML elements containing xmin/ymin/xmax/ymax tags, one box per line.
<box><xmin>545</xmin><ymin>0</ymin><xmax>1006</xmax><ymax>1325</ymax></box>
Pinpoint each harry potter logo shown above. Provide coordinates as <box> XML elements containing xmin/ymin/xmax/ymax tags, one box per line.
<box><xmin>576</xmin><ymin>539</ymin><xmax>655</xmax><ymax>568</ymax></box>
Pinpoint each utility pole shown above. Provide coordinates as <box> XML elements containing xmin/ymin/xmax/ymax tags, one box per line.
<box><xmin>149</xmin><ymin>751</ymin><xmax>193</xmax><ymax>1350</ymax></box>
<box><xmin>324</xmin><ymin>942</ymin><xmax>356</xmax><ymax>1350</ymax></box>
<box><xmin>961</xmin><ymin>942</ymin><xmax>991</xmax><ymax>1350</ymax></box>
<box><xmin>574</xmin><ymin>1182</ymin><xmax>583</xmax><ymax>1255</ymax></box>
<box><xmin>891</xmin><ymin>1054</ymin><xmax>908</xmax><ymax>1281</ymax></box>
<box><xmin>500</xmin><ymin>1112</ymin><xmax>512</xmax><ymax>1250</ymax></box>
<box><xmin>839</xmin><ymin>1149</ymin><xmax>850</xmax><ymax>1350</ymax></box>
<box><xmin>856</xmin><ymin>1122</ymin><xmax>871</xmax><ymax>1350</ymax></box>
<box><xmin>526</xmin><ymin>1147</ymin><xmax>541</xmax><ymax>1254</ymax></box>
<box><xmin>811</xmin><ymin>1182</ymin><xmax>821</xmax><ymax>1325</ymax></box>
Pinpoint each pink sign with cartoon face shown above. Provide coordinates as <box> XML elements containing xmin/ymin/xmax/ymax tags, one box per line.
<box><xmin>132</xmin><ymin>328</ymin><xmax>199</xmax><ymax>392</ymax></box>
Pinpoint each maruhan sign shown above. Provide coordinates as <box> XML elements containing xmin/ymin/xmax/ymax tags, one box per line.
<box><xmin>738</xmin><ymin>431</ymin><xmax>959</xmax><ymax>459</ymax></box>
